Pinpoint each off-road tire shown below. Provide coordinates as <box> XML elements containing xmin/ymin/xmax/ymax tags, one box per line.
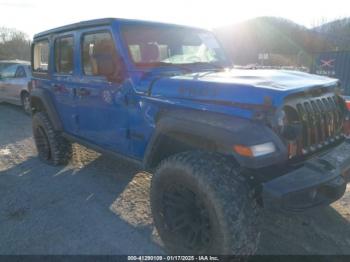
<box><xmin>32</xmin><ymin>112</ymin><xmax>72</xmax><ymax>166</ymax></box>
<box><xmin>150</xmin><ymin>151</ymin><xmax>260</xmax><ymax>255</ymax></box>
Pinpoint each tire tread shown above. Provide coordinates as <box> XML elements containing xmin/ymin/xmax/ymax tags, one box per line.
<box><xmin>32</xmin><ymin>112</ymin><xmax>72</xmax><ymax>166</ymax></box>
<box><xmin>151</xmin><ymin>151</ymin><xmax>260</xmax><ymax>255</ymax></box>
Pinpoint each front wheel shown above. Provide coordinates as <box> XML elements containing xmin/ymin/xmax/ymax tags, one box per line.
<box><xmin>150</xmin><ymin>151</ymin><xmax>260</xmax><ymax>255</ymax></box>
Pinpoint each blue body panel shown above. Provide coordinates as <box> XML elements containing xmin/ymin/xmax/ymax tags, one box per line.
<box><xmin>32</xmin><ymin>18</ymin><xmax>340</xmax><ymax>162</ymax></box>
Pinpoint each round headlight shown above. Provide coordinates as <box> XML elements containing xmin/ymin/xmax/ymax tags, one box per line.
<box><xmin>276</xmin><ymin>109</ymin><xmax>287</xmax><ymax>127</ymax></box>
<box><xmin>276</xmin><ymin>107</ymin><xmax>302</xmax><ymax>141</ymax></box>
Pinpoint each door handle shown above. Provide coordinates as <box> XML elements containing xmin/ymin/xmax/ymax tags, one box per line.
<box><xmin>51</xmin><ymin>83</ymin><xmax>65</xmax><ymax>93</ymax></box>
<box><xmin>77</xmin><ymin>87</ymin><xmax>90</xmax><ymax>97</ymax></box>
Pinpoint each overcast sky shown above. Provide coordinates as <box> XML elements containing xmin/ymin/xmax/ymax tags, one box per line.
<box><xmin>1</xmin><ymin>0</ymin><xmax>349</xmax><ymax>38</ymax></box>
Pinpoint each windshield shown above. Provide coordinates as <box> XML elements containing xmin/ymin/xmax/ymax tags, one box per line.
<box><xmin>0</xmin><ymin>63</ymin><xmax>16</xmax><ymax>72</ymax></box>
<box><xmin>121</xmin><ymin>24</ymin><xmax>230</xmax><ymax>68</ymax></box>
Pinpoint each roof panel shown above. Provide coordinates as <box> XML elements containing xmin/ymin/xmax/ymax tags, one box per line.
<box><xmin>33</xmin><ymin>17</ymin><xmax>206</xmax><ymax>39</ymax></box>
<box><xmin>34</xmin><ymin>18</ymin><xmax>115</xmax><ymax>38</ymax></box>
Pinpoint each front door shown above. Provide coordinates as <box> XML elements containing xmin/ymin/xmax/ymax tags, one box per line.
<box><xmin>0</xmin><ymin>77</ymin><xmax>6</xmax><ymax>99</ymax></box>
<box><xmin>0</xmin><ymin>64</ymin><xmax>20</xmax><ymax>103</ymax></box>
<box><xmin>75</xmin><ymin>29</ymin><xmax>129</xmax><ymax>153</ymax></box>
<box><xmin>6</xmin><ymin>66</ymin><xmax>28</xmax><ymax>103</ymax></box>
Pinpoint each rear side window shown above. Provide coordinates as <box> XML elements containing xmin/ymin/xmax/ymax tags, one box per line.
<box><xmin>55</xmin><ymin>36</ymin><xmax>74</xmax><ymax>74</ymax></box>
<box><xmin>33</xmin><ymin>40</ymin><xmax>49</xmax><ymax>72</ymax></box>
<box><xmin>82</xmin><ymin>32</ymin><xmax>117</xmax><ymax>76</ymax></box>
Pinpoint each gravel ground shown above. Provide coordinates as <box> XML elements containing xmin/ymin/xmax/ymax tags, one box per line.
<box><xmin>0</xmin><ymin>103</ymin><xmax>350</xmax><ymax>255</ymax></box>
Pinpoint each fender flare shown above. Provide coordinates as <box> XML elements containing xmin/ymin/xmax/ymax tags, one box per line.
<box><xmin>143</xmin><ymin>109</ymin><xmax>287</xmax><ymax>169</ymax></box>
<box><xmin>30</xmin><ymin>88</ymin><xmax>63</xmax><ymax>131</ymax></box>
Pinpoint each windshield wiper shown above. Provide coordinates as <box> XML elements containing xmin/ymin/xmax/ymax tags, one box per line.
<box><xmin>136</xmin><ymin>61</ymin><xmax>227</xmax><ymax>74</ymax></box>
<box><xmin>136</xmin><ymin>61</ymin><xmax>194</xmax><ymax>73</ymax></box>
<box><xmin>178</xmin><ymin>62</ymin><xmax>226</xmax><ymax>71</ymax></box>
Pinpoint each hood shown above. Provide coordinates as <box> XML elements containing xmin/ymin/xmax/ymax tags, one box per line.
<box><xmin>138</xmin><ymin>69</ymin><xmax>339</xmax><ymax>113</ymax></box>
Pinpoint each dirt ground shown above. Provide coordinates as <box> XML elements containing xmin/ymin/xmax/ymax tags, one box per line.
<box><xmin>0</xmin><ymin>103</ymin><xmax>350</xmax><ymax>255</ymax></box>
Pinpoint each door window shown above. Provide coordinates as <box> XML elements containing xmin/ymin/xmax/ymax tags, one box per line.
<box><xmin>81</xmin><ymin>31</ymin><xmax>123</xmax><ymax>81</ymax></box>
<box><xmin>15</xmin><ymin>66</ymin><xmax>26</xmax><ymax>78</ymax></box>
<box><xmin>55</xmin><ymin>36</ymin><xmax>74</xmax><ymax>74</ymax></box>
<box><xmin>0</xmin><ymin>65</ymin><xmax>18</xmax><ymax>78</ymax></box>
<box><xmin>33</xmin><ymin>40</ymin><xmax>49</xmax><ymax>72</ymax></box>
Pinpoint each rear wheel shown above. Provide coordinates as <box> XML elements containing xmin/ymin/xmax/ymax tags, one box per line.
<box><xmin>32</xmin><ymin>112</ymin><xmax>72</xmax><ymax>166</ymax></box>
<box><xmin>150</xmin><ymin>151</ymin><xmax>260</xmax><ymax>255</ymax></box>
<box><xmin>21</xmin><ymin>92</ymin><xmax>31</xmax><ymax>115</ymax></box>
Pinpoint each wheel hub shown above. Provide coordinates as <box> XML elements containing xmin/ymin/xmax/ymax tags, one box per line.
<box><xmin>162</xmin><ymin>184</ymin><xmax>213</xmax><ymax>252</ymax></box>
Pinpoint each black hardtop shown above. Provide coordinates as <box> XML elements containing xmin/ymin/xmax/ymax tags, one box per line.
<box><xmin>33</xmin><ymin>18</ymin><xmax>115</xmax><ymax>39</ymax></box>
<box><xmin>33</xmin><ymin>17</ymin><xmax>206</xmax><ymax>40</ymax></box>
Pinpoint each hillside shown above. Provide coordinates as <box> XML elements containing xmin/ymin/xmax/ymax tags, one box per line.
<box><xmin>214</xmin><ymin>17</ymin><xmax>335</xmax><ymax>66</ymax></box>
<box><xmin>313</xmin><ymin>18</ymin><xmax>350</xmax><ymax>50</ymax></box>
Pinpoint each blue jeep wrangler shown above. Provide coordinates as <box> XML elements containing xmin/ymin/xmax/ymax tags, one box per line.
<box><xmin>30</xmin><ymin>18</ymin><xmax>350</xmax><ymax>254</ymax></box>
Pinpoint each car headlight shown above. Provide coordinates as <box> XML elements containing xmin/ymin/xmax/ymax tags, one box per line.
<box><xmin>277</xmin><ymin>109</ymin><xmax>287</xmax><ymax>127</ymax></box>
<box><xmin>233</xmin><ymin>142</ymin><xmax>276</xmax><ymax>157</ymax></box>
<box><xmin>276</xmin><ymin>107</ymin><xmax>302</xmax><ymax>141</ymax></box>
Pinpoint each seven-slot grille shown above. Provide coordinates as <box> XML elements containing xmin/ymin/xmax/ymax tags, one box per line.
<box><xmin>295</xmin><ymin>95</ymin><xmax>344</xmax><ymax>155</ymax></box>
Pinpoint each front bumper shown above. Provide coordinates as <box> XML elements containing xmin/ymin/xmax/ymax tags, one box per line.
<box><xmin>263</xmin><ymin>140</ymin><xmax>350</xmax><ymax>211</ymax></box>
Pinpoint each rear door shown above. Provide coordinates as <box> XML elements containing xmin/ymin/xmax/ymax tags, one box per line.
<box><xmin>51</xmin><ymin>33</ymin><xmax>79</xmax><ymax>135</ymax></box>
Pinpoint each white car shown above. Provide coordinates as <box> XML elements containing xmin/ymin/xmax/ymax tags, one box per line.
<box><xmin>0</xmin><ymin>60</ymin><xmax>32</xmax><ymax>114</ymax></box>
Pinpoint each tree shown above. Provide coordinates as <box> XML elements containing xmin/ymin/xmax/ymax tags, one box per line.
<box><xmin>0</xmin><ymin>27</ymin><xmax>31</xmax><ymax>61</ymax></box>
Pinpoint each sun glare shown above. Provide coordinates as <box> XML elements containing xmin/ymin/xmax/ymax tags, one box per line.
<box><xmin>0</xmin><ymin>0</ymin><xmax>349</xmax><ymax>38</ymax></box>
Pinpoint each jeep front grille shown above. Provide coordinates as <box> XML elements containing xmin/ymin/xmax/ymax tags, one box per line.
<box><xmin>290</xmin><ymin>95</ymin><xmax>345</xmax><ymax>157</ymax></box>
